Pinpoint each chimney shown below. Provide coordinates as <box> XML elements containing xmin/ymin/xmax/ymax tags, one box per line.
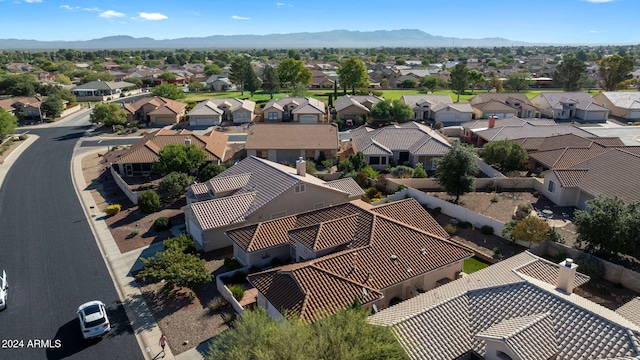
<box><xmin>295</xmin><ymin>157</ymin><xmax>306</xmax><ymax>176</ymax></box>
<box><xmin>185</xmin><ymin>136</ymin><xmax>191</xmax><ymax>145</ymax></box>
<box><xmin>557</xmin><ymin>258</ymin><xmax>578</xmax><ymax>294</ymax></box>
<box><xmin>488</xmin><ymin>114</ymin><xmax>497</xmax><ymax>128</ymax></box>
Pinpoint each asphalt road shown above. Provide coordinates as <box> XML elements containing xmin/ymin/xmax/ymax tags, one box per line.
<box><xmin>0</xmin><ymin>111</ymin><xmax>142</xmax><ymax>359</ymax></box>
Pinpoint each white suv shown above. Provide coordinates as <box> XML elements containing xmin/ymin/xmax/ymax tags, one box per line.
<box><xmin>77</xmin><ymin>300</ymin><xmax>111</xmax><ymax>339</ymax></box>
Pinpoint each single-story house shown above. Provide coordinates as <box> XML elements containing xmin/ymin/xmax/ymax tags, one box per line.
<box><xmin>334</xmin><ymin>95</ymin><xmax>383</xmax><ymax>121</ymax></box>
<box><xmin>262</xmin><ymin>97</ymin><xmax>327</xmax><ymax>123</ymax></box>
<box><xmin>123</xmin><ymin>96</ymin><xmax>187</xmax><ymax>126</ymax></box>
<box><xmin>400</xmin><ymin>94</ymin><xmax>473</xmax><ymax>125</ymax></box>
<box><xmin>187</xmin><ymin>98</ymin><xmax>256</xmax><ymax>126</ymax></box>
<box><xmin>469</xmin><ymin>93</ymin><xmax>538</xmax><ymax>119</ymax></box>
<box><xmin>310</xmin><ymin>70</ymin><xmax>335</xmax><ymax>88</ymax></box>
<box><xmin>542</xmin><ymin>147</ymin><xmax>640</xmax><ymax>209</ymax></box>
<box><xmin>369</xmin><ymin>251</ymin><xmax>640</xmax><ymax>360</ymax></box>
<box><xmin>232</xmin><ymin>198</ymin><xmax>470</xmax><ymax>321</ymax></box>
<box><xmin>110</xmin><ymin>128</ymin><xmax>227</xmax><ymax>177</ymax></box>
<box><xmin>71</xmin><ymin>80</ymin><xmax>136</xmax><ymax>102</ymax></box>
<box><xmin>350</xmin><ymin>121</ymin><xmax>451</xmax><ymax>170</ymax></box>
<box><xmin>530</xmin><ymin>92</ymin><xmax>609</xmax><ymax>123</ymax></box>
<box><xmin>245</xmin><ymin>123</ymin><xmax>339</xmax><ymax>164</ymax></box>
<box><xmin>592</xmin><ymin>91</ymin><xmax>640</xmax><ymax>121</ymax></box>
<box><xmin>205</xmin><ymin>75</ymin><xmax>232</xmax><ymax>92</ymax></box>
<box><xmin>0</xmin><ymin>96</ymin><xmax>43</xmax><ymax>121</ymax></box>
<box><xmin>183</xmin><ymin>156</ymin><xmax>364</xmax><ymax>252</ymax></box>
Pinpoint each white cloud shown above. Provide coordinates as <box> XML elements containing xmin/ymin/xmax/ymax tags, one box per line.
<box><xmin>138</xmin><ymin>12</ymin><xmax>168</xmax><ymax>20</ymax></box>
<box><xmin>83</xmin><ymin>7</ymin><xmax>101</xmax><ymax>12</ymax></box>
<box><xmin>186</xmin><ymin>10</ymin><xmax>200</xmax><ymax>16</ymax></box>
<box><xmin>24</xmin><ymin>0</ymin><xmax>43</xmax><ymax>3</ymax></box>
<box><xmin>588</xmin><ymin>30</ymin><xmax>605</xmax><ymax>33</ymax></box>
<box><xmin>99</xmin><ymin>10</ymin><xmax>126</xmax><ymax>18</ymax></box>
<box><xmin>581</xmin><ymin>0</ymin><xmax>614</xmax><ymax>3</ymax></box>
<box><xmin>60</xmin><ymin>4</ymin><xmax>79</xmax><ymax>11</ymax></box>
<box><xmin>276</xmin><ymin>2</ymin><xmax>293</xmax><ymax>6</ymax></box>
<box><xmin>231</xmin><ymin>15</ymin><xmax>250</xmax><ymax>20</ymax></box>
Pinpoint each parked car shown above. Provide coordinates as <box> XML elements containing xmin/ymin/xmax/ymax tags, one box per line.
<box><xmin>0</xmin><ymin>270</ymin><xmax>7</xmax><ymax>311</ymax></box>
<box><xmin>77</xmin><ymin>300</ymin><xmax>110</xmax><ymax>339</ymax></box>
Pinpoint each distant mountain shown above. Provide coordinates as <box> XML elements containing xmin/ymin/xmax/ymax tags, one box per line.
<box><xmin>0</xmin><ymin>29</ymin><xmax>532</xmax><ymax>50</ymax></box>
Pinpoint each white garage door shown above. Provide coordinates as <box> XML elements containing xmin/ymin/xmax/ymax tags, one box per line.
<box><xmin>299</xmin><ymin>115</ymin><xmax>318</xmax><ymax>123</ymax></box>
<box><xmin>629</xmin><ymin>110</ymin><xmax>640</xmax><ymax>120</ymax></box>
<box><xmin>436</xmin><ymin>111</ymin><xmax>457</xmax><ymax>122</ymax></box>
<box><xmin>189</xmin><ymin>118</ymin><xmax>217</xmax><ymax>126</ymax></box>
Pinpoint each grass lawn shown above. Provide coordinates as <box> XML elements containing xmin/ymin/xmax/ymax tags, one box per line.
<box><xmin>463</xmin><ymin>257</ymin><xmax>491</xmax><ymax>274</ymax></box>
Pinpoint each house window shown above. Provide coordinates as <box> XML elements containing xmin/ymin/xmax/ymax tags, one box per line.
<box><xmin>548</xmin><ymin>180</ymin><xmax>556</xmax><ymax>194</ymax></box>
<box><xmin>305</xmin><ymin>150</ymin><xmax>315</xmax><ymax>160</ymax></box>
<box><xmin>236</xmin><ymin>112</ymin><xmax>247</xmax><ymax>120</ymax></box>
<box><xmin>399</xmin><ymin>151</ymin><xmax>410</xmax><ymax>165</ymax></box>
<box><xmin>369</xmin><ymin>156</ymin><xmax>381</xmax><ymax>165</ymax></box>
<box><xmin>256</xmin><ymin>150</ymin><xmax>268</xmax><ymax>159</ymax></box>
<box><xmin>295</xmin><ymin>184</ymin><xmax>306</xmax><ymax>194</ymax></box>
<box><xmin>267</xmin><ymin>112</ymin><xmax>278</xmax><ymax>120</ymax></box>
<box><xmin>271</xmin><ymin>211</ymin><xmax>287</xmax><ymax>219</ymax></box>
<box><xmin>381</xmin><ymin>157</ymin><xmax>387</xmax><ymax>165</ymax></box>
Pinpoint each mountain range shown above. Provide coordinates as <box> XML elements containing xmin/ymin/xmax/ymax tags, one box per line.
<box><xmin>0</xmin><ymin>29</ymin><xmax>532</xmax><ymax>50</ymax></box>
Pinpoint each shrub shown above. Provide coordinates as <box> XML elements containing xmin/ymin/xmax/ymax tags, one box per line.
<box><xmin>105</xmin><ymin>204</ymin><xmax>121</xmax><ymax>216</ymax></box>
<box><xmin>554</xmin><ymin>250</ymin><xmax>567</xmax><ymax>264</ymax></box>
<box><xmin>480</xmin><ymin>225</ymin><xmax>494</xmax><ymax>235</ymax></box>
<box><xmin>207</xmin><ymin>296</ymin><xmax>228</xmax><ymax>312</ymax></box>
<box><xmin>153</xmin><ymin>217</ymin><xmax>172</xmax><ymax>232</ymax></box>
<box><xmin>493</xmin><ymin>247</ymin><xmax>502</xmax><ymax>255</ymax></box>
<box><xmin>138</xmin><ymin>190</ymin><xmax>160</xmax><ymax>214</ymax></box>
<box><xmin>490</xmin><ymin>195</ymin><xmax>499</xmax><ymax>203</ymax></box>
<box><xmin>433</xmin><ymin>207</ymin><xmax>441</xmax><ymax>216</ymax></box>
<box><xmin>390</xmin><ymin>165</ymin><xmax>414</xmax><ymax>178</ymax></box>
<box><xmin>18</xmin><ymin>134</ymin><xmax>28</xmax><ymax>141</ymax></box>
<box><xmin>361</xmin><ymin>165</ymin><xmax>379</xmax><ymax>179</ymax></box>
<box><xmin>444</xmin><ymin>224</ymin><xmax>457</xmax><ymax>235</ymax></box>
<box><xmin>548</xmin><ymin>227</ymin><xmax>565</xmax><ymax>244</ymax></box>
<box><xmin>128</xmin><ymin>229</ymin><xmax>140</xmax><ymax>238</ymax></box>
<box><xmin>458</xmin><ymin>221</ymin><xmax>472</xmax><ymax>229</ymax></box>
<box><xmin>365</xmin><ymin>187</ymin><xmax>380</xmax><ymax>200</ymax></box>
<box><xmin>575</xmin><ymin>253</ymin><xmax>605</xmax><ymax>280</ymax></box>
<box><xmin>221</xmin><ymin>312</ymin><xmax>234</xmax><ymax>323</ymax></box>
<box><xmin>229</xmin><ymin>284</ymin><xmax>245</xmax><ymax>301</ymax></box>
<box><xmin>224</xmin><ymin>258</ymin><xmax>242</xmax><ymax>270</ymax></box>
<box><xmin>164</xmin><ymin>234</ymin><xmax>196</xmax><ymax>254</ymax></box>
<box><xmin>188</xmin><ymin>292</ymin><xmax>196</xmax><ymax>301</ymax></box>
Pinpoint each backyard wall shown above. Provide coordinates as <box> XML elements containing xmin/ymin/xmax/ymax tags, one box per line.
<box><xmin>110</xmin><ymin>166</ymin><xmax>141</xmax><ymax>205</ymax></box>
<box><xmin>60</xmin><ymin>104</ymin><xmax>83</xmax><ymax>118</ymax></box>
<box><xmin>216</xmin><ymin>268</ymin><xmax>248</xmax><ymax>315</ymax></box>
<box><xmin>386</xmin><ymin>177</ymin><xmax>540</xmax><ymax>192</ymax></box>
<box><xmin>532</xmin><ymin>240</ymin><xmax>640</xmax><ymax>293</ymax></box>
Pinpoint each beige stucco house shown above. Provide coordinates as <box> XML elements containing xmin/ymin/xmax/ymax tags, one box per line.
<box><xmin>334</xmin><ymin>94</ymin><xmax>383</xmax><ymax>121</ymax></box>
<box><xmin>262</xmin><ymin>97</ymin><xmax>327</xmax><ymax>123</ymax></box>
<box><xmin>240</xmin><ymin>198</ymin><xmax>471</xmax><ymax>321</ymax></box>
<box><xmin>187</xmin><ymin>98</ymin><xmax>256</xmax><ymax>126</ymax></box>
<box><xmin>592</xmin><ymin>91</ymin><xmax>640</xmax><ymax>121</ymax></box>
<box><xmin>531</xmin><ymin>92</ymin><xmax>609</xmax><ymax>123</ymax></box>
<box><xmin>183</xmin><ymin>156</ymin><xmax>364</xmax><ymax>252</ymax></box>
<box><xmin>469</xmin><ymin>93</ymin><xmax>537</xmax><ymax>119</ymax></box>
<box><xmin>71</xmin><ymin>80</ymin><xmax>137</xmax><ymax>102</ymax></box>
<box><xmin>400</xmin><ymin>94</ymin><xmax>473</xmax><ymax>125</ymax></box>
<box><xmin>245</xmin><ymin>123</ymin><xmax>339</xmax><ymax>164</ymax></box>
<box><xmin>123</xmin><ymin>96</ymin><xmax>187</xmax><ymax>126</ymax></box>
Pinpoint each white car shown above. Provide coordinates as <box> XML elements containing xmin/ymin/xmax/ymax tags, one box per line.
<box><xmin>77</xmin><ymin>301</ymin><xmax>111</xmax><ymax>339</ymax></box>
<box><xmin>0</xmin><ymin>270</ymin><xmax>7</xmax><ymax>311</ymax></box>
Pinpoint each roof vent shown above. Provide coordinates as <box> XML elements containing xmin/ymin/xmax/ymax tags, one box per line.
<box><xmin>420</xmin><ymin>248</ymin><xmax>427</xmax><ymax>255</ymax></box>
<box><xmin>390</xmin><ymin>254</ymin><xmax>400</xmax><ymax>264</ymax></box>
<box><xmin>185</xmin><ymin>136</ymin><xmax>191</xmax><ymax>145</ymax></box>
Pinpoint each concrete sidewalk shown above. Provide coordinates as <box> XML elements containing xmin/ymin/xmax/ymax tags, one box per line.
<box><xmin>71</xmin><ymin>145</ymin><xmax>179</xmax><ymax>360</ymax></box>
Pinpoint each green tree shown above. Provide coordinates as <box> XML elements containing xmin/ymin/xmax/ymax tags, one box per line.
<box><xmin>412</xmin><ymin>162</ymin><xmax>428</xmax><ymax>178</ymax></box>
<box><xmin>0</xmin><ymin>74</ymin><xmax>39</xmax><ymax>96</ymax></box>
<box><xmin>0</xmin><ymin>111</ymin><xmax>18</xmax><ymax>139</ymax></box>
<box><xmin>157</xmin><ymin>172</ymin><xmax>194</xmax><ymax>201</ymax></box>
<box><xmin>448</xmin><ymin>63</ymin><xmax>470</xmax><ymax>102</ymax></box>
<box><xmin>188</xmin><ymin>81</ymin><xmax>205</xmax><ymax>92</ymax></box>
<box><xmin>152</xmin><ymin>143</ymin><xmax>207</xmax><ymax>175</ymax></box>
<box><xmin>369</xmin><ymin>99</ymin><xmax>413</xmax><ymax>126</ymax></box>
<box><xmin>199</xmin><ymin>163</ymin><xmax>227</xmax><ymax>182</ymax></box>
<box><xmin>138</xmin><ymin>190</ymin><xmax>160</xmax><ymax>214</ymax></box>
<box><xmin>337</xmin><ymin>56</ymin><xmax>369</xmax><ymax>95</ymax></box>
<box><xmin>261</xmin><ymin>64</ymin><xmax>280</xmax><ymax>99</ymax></box>
<box><xmin>338</xmin><ymin>152</ymin><xmax>366</xmax><ymax>173</ymax></box>
<box><xmin>136</xmin><ymin>247</ymin><xmax>211</xmax><ymax>290</ymax></box>
<box><xmin>376</xmin><ymin>53</ymin><xmax>388</xmax><ymax>63</ymax></box>
<box><xmin>575</xmin><ymin>196</ymin><xmax>640</xmax><ymax>257</ymax></box>
<box><xmin>553</xmin><ymin>53</ymin><xmax>587</xmax><ymax>91</ymax></box>
<box><xmin>435</xmin><ymin>140</ymin><xmax>479</xmax><ymax>203</ymax></box>
<box><xmin>399</xmin><ymin>79</ymin><xmax>417</xmax><ymax>88</ymax></box>
<box><xmin>420</xmin><ymin>76</ymin><xmax>439</xmax><ymax>92</ymax></box>
<box><xmin>204</xmin><ymin>64</ymin><xmax>222</xmax><ymax>76</ymax></box>
<box><xmin>277</xmin><ymin>58</ymin><xmax>312</xmax><ymax>90</ymax></box>
<box><xmin>89</xmin><ymin>103</ymin><xmax>127</xmax><ymax>126</ymax></box>
<box><xmin>159</xmin><ymin>72</ymin><xmax>177</xmax><ymax>81</ymax></box>
<box><xmin>511</xmin><ymin>216</ymin><xmax>550</xmax><ymax>249</ymax></box>
<box><xmin>151</xmin><ymin>83</ymin><xmax>186</xmax><ymax>100</ymax></box>
<box><xmin>229</xmin><ymin>56</ymin><xmax>252</xmax><ymax>96</ymax></box>
<box><xmin>504</xmin><ymin>72</ymin><xmax>533</xmax><ymax>92</ymax></box>
<box><xmin>55</xmin><ymin>73</ymin><xmax>72</xmax><ymax>85</ymax></box>
<box><xmin>467</xmin><ymin>69</ymin><xmax>486</xmax><ymax>93</ymax></box>
<box><xmin>40</xmin><ymin>96</ymin><xmax>64</xmax><ymax>119</ymax></box>
<box><xmin>206</xmin><ymin>307</ymin><xmax>407</xmax><ymax>360</ymax></box>
<box><xmin>482</xmin><ymin>140</ymin><xmax>528</xmax><ymax>171</ymax></box>
<box><xmin>487</xmin><ymin>73</ymin><xmax>504</xmax><ymax>92</ymax></box>
<box><xmin>597</xmin><ymin>54</ymin><xmax>634</xmax><ymax>91</ymax></box>
<box><xmin>244</xmin><ymin>68</ymin><xmax>261</xmax><ymax>96</ymax></box>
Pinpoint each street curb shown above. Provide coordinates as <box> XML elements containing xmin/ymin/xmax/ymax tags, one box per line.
<box><xmin>70</xmin><ymin>145</ymin><xmax>176</xmax><ymax>360</ymax></box>
<box><xmin>0</xmin><ymin>134</ymin><xmax>39</xmax><ymax>189</ymax></box>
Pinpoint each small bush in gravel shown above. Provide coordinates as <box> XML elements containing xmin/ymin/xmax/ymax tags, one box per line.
<box><xmin>106</xmin><ymin>204</ymin><xmax>121</xmax><ymax>216</ymax></box>
<box><xmin>493</xmin><ymin>247</ymin><xmax>501</xmax><ymax>255</ymax></box>
<box><xmin>229</xmin><ymin>284</ymin><xmax>245</xmax><ymax>301</ymax></box>
<box><xmin>18</xmin><ymin>134</ymin><xmax>28</xmax><ymax>140</ymax></box>
<box><xmin>458</xmin><ymin>221</ymin><xmax>472</xmax><ymax>229</ymax></box>
<box><xmin>128</xmin><ymin>229</ymin><xmax>140</xmax><ymax>238</ymax></box>
<box><xmin>153</xmin><ymin>217</ymin><xmax>172</xmax><ymax>232</ymax></box>
<box><xmin>480</xmin><ymin>225</ymin><xmax>494</xmax><ymax>235</ymax></box>
<box><xmin>207</xmin><ymin>296</ymin><xmax>228</xmax><ymax>312</ymax></box>
<box><xmin>138</xmin><ymin>190</ymin><xmax>160</xmax><ymax>214</ymax></box>
<box><xmin>444</xmin><ymin>224</ymin><xmax>457</xmax><ymax>235</ymax></box>
<box><xmin>221</xmin><ymin>312</ymin><xmax>234</xmax><ymax>323</ymax></box>
<box><xmin>575</xmin><ymin>253</ymin><xmax>605</xmax><ymax>280</ymax></box>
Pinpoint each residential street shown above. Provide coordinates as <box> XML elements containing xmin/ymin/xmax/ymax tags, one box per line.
<box><xmin>0</xmin><ymin>111</ymin><xmax>142</xmax><ymax>360</ymax></box>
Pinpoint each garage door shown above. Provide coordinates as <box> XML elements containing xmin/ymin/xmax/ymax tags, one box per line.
<box><xmin>299</xmin><ymin>115</ymin><xmax>318</xmax><ymax>123</ymax></box>
<box><xmin>629</xmin><ymin>110</ymin><xmax>640</xmax><ymax>120</ymax></box>
<box><xmin>189</xmin><ymin>118</ymin><xmax>218</xmax><ymax>126</ymax></box>
<box><xmin>436</xmin><ymin>111</ymin><xmax>456</xmax><ymax>122</ymax></box>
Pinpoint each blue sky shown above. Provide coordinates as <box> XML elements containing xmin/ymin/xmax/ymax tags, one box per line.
<box><xmin>0</xmin><ymin>0</ymin><xmax>637</xmax><ymax>44</ymax></box>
